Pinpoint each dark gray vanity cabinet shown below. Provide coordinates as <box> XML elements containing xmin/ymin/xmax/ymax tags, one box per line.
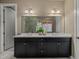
<box><xmin>14</xmin><ymin>38</ymin><xmax>39</xmax><ymax>57</ymax></box>
<box><xmin>14</xmin><ymin>37</ymin><xmax>71</xmax><ymax>58</ymax></box>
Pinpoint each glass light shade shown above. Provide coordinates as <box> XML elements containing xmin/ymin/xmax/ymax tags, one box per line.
<box><xmin>51</xmin><ymin>10</ymin><xmax>55</xmax><ymax>13</ymax></box>
<box><xmin>30</xmin><ymin>10</ymin><xmax>34</xmax><ymax>13</ymax></box>
<box><xmin>56</xmin><ymin>10</ymin><xmax>61</xmax><ymax>13</ymax></box>
<box><xmin>24</xmin><ymin>10</ymin><xmax>29</xmax><ymax>13</ymax></box>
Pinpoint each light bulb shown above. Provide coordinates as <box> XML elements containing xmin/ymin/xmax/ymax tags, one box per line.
<box><xmin>30</xmin><ymin>10</ymin><xmax>34</xmax><ymax>13</ymax></box>
<box><xmin>24</xmin><ymin>9</ymin><xmax>29</xmax><ymax>13</ymax></box>
<box><xmin>51</xmin><ymin>10</ymin><xmax>55</xmax><ymax>13</ymax></box>
<box><xmin>56</xmin><ymin>10</ymin><xmax>61</xmax><ymax>13</ymax></box>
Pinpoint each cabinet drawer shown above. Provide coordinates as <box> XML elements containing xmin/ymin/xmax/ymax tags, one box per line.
<box><xmin>56</xmin><ymin>38</ymin><xmax>71</xmax><ymax>42</ymax></box>
<box><xmin>14</xmin><ymin>38</ymin><xmax>39</xmax><ymax>42</ymax></box>
<box><xmin>15</xmin><ymin>37</ymin><xmax>71</xmax><ymax>42</ymax></box>
<box><xmin>57</xmin><ymin>42</ymin><xmax>71</xmax><ymax>57</ymax></box>
<box><xmin>40</xmin><ymin>38</ymin><xmax>71</xmax><ymax>42</ymax></box>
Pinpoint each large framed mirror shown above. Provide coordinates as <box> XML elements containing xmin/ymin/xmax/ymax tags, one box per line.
<box><xmin>21</xmin><ymin>16</ymin><xmax>65</xmax><ymax>33</ymax></box>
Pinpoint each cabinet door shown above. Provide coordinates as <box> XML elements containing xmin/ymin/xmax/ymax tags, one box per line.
<box><xmin>15</xmin><ymin>41</ymin><xmax>38</xmax><ymax>57</ymax></box>
<box><xmin>25</xmin><ymin>42</ymin><xmax>38</xmax><ymax>57</ymax></box>
<box><xmin>58</xmin><ymin>41</ymin><xmax>70</xmax><ymax>57</ymax></box>
<box><xmin>15</xmin><ymin>42</ymin><xmax>27</xmax><ymax>57</ymax></box>
<box><xmin>35</xmin><ymin>38</ymin><xmax>45</xmax><ymax>57</ymax></box>
<box><xmin>43</xmin><ymin>38</ymin><xmax>58</xmax><ymax>57</ymax></box>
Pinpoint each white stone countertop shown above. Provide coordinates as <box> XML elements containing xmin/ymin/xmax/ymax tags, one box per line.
<box><xmin>14</xmin><ymin>33</ymin><xmax>72</xmax><ymax>38</ymax></box>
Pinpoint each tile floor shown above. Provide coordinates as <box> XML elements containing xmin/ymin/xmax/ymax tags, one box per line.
<box><xmin>0</xmin><ymin>48</ymin><xmax>70</xmax><ymax>59</ymax></box>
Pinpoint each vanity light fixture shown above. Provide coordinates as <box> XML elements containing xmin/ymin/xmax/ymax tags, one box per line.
<box><xmin>50</xmin><ymin>9</ymin><xmax>61</xmax><ymax>14</ymax></box>
<box><xmin>24</xmin><ymin>8</ymin><xmax>34</xmax><ymax>14</ymax></box>
<box><xmin>51</xmin><ymin>10</ymin><xmax>55</xmax><ymax>13</ymax></box>
<box><xmin>24</xmin><ymin>9</ymin><xmax>29</xmax><ymax>14</ymax></box>
<box><xmin>30</xmin><ymin>10</ymin><xmax>34</xmax><ymax>14</ymax></box>
<box><xmin>56</xmin><ymin>10</ymin><xmax>61</xmax><ymax>13</ymax></box>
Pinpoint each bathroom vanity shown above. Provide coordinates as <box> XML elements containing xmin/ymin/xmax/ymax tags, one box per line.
<box><xmin>14</xmin><ymin>33</ymin><xmax>72</xmax><ymax>58</ymax></box>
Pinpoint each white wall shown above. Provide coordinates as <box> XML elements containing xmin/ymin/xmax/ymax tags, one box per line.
<box><xmin>0</xmin><ymin>6</ymin><xmax>1</xmax><ymax>53</ymax></box>
<box><xmin>76</xmin><ymin>39</ymin><xmax>79</xmax><ymax>59</ymax></box>
<box><xmin>65</xmin><ymin>0</ymin><xmax>76</xmax><ymax>59</ymax></box>
<box><xmin>76</xmin><ymin>0</ymin><xmax>79</xmax><ymax>59</ymax></box>
<box><xmin>65</xmin><ymin>0</ymin><xmax>74</xmax><ymax>34</ymax></box>
<box><xmin>61</xmin><ymin>15</ymin><xmax>65</xmax><ymax>33</ymax></box>
<box><xmin>77</xmin><ymin>0</ymin><xmax>79</xmax><ymax>35</ymax></box>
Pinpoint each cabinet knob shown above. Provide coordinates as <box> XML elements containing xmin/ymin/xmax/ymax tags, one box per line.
<box><xmin>41</xmin><ymin>43</ymin><xmax>43</xmax><ymax>45</ymax></box>
<box><xmin>41</xmin><ymin>39</ymin><xmax>43</xmax><ymax>40</ymax></box>
<box><xmin>40</xmin><ymin>50</ymin><xmax>44</xmax><ymax>53</ymax></box>
<box><xmin>57</xmin><ymin>43</ymin><xmax>61</xmax><ymax>45</ymax></box>
<box><xmin>24</xmin><ymin>43</ymin><xmax>27</xmax><ymax>45</ymax></box>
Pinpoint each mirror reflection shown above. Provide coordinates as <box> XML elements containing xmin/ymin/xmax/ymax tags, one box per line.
<box><xmin>21</xmin><ymin>16</ymin><xmax>64</xmax><ymax>33</ymax></box>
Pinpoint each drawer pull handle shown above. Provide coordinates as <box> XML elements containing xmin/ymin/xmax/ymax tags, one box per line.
<box><xmin>40</xmin><ymin>50</ymin><xmax>44</xmax><ymax>53</ymax></box>
<box><xmin>24</xmin><ymin>43</ymin><xmax>27</xmax><ymax>45</ymax></box>
<box><xmin>57</xmin><ymin>43</ymin><xmax>61</xmax><ymax>45</ymax></box>
<box><xmin>41</xmin><ymin>43</ymin><xmax>43</xmax><ymax>45</ymax></box>
<box><xmin>41</xmin><ymin>39</ymin><xmax>43</xmax><ymax>40</ymax></box>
